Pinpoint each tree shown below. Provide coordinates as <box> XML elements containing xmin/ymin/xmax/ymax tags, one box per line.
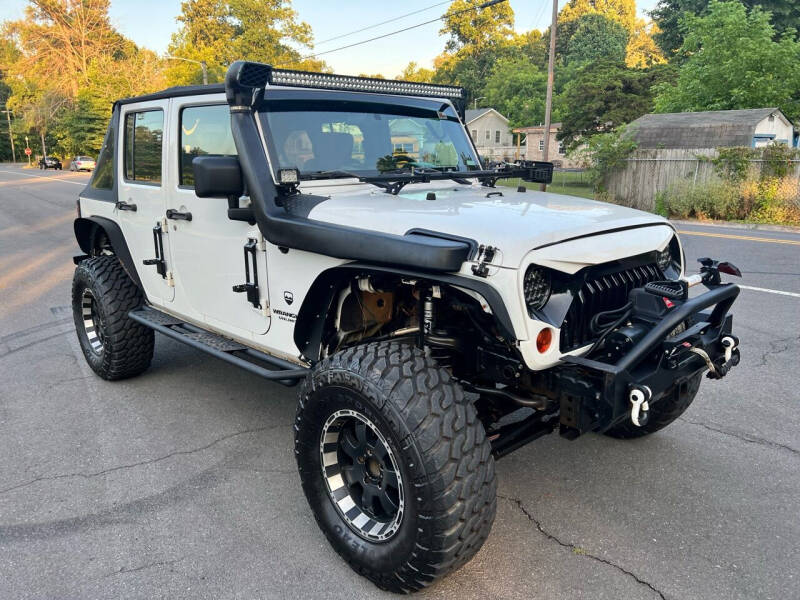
<box><xmin>560</xmin><ymin>0</ymin><xmax>636</xmax><ymax>36</ymax></box>
<box><xmin>626</xmin><ymin>19</ymin><xmax>667</xmax><ymax>68</ymax></box>
<box><xmin>440</xmin><ymin>0</ymin><xmax>515</xmax><ymax>56</ymax></box>
<box><xmin>652</xmin><ymin>0</ymin><xmax>800</xmax><ymax>57</ymax></box>
<box><xmin>3</xmin><ymin>0</ymin><xmax>124</xmax><ymax>97</ymax></box>
<box><xmin>166</xmin><ymin>0</ymin><xmax>325</xmax><ymax>86</ymax></box>
<box><xmin>558</xmin><ymin>61</ymin><xmax>675</xmax><ymax>150</ymax></box>
<box><xmin>397</xmin><ymin>62</ymin><xmax>435</xmax><ymax>83</ymax></box>
<box><xmin>653</xmin><ymin>1</ymin><xmax>800</xmax><ymax>121</ymax></box>
<box><xmin>566</xmin><ymin>14</ymin><xmax>629</xmax><ymax>66</ymax></box>
<box><xmin>483</xmin><ymin>57</ymin><xmax>547</xmax><ymax>128</ymax></box>
<box><xmin>432</xmin><ymin>0</ymin><xmax>518</xmax><ymax>103</ymax></box>
<box><xmin>557</xmin><ymin>0</ymin><xmax>664</xmax><ymax>67</ymax></box>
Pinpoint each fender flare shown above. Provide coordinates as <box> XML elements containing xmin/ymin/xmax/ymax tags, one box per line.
<box><xmin>294</xmin><ymin>263</ymin><xmax>517</xmax><ymax>362</ymax></box>
<box><xmin>74</xmin><ymin>216</ymin><xmax>143</xmax><ymax>290</ymax></box>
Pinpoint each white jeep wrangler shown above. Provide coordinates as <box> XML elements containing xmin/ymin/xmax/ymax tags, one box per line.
<box><xmin>72</xmin><ymin>61</ymin><xmax>741</xmax><ymax>592</ymax></box>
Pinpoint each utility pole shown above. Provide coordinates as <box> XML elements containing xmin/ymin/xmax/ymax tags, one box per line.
<box><xmin>1</xmin><ymin>108</ymin><xmax>15</xmax><ymax>163</ymax></box>
<box><xmin>540</xmin><ymin>0</ymin><xmax>558</xmax><ymax>192</ymax></box>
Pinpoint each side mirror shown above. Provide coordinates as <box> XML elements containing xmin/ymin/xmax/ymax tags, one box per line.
<box><xmin>192</xmin><ymin>156</ymin><xmax>244</xmax><ymax>198</ymax></box>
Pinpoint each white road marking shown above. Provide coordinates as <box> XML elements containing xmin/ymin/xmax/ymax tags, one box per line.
<box><xmin>0</xmin><ymin>169</ymin><xmax>88</xmax><ymax>186</ymax></box>
<box><xmin>739</xmin><ymin>285</ymin><xmax>800</xmax><ymax>299</ymax></box>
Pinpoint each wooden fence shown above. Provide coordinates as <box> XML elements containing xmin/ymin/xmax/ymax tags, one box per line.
<box><xmin>604</xmin><ymin>148</ymin><xmax>800</xmax><ymax>211</ymax></box>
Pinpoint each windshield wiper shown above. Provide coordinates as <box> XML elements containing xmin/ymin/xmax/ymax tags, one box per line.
<box><xmin>300</xmin><ymin>170</ymin><xmax>363</xmax><ymax>180</ymax></box>
<box><xmin>297</xmin><ymin>162</ymin><xmax>554</xmax><ymax>195</ymax></box>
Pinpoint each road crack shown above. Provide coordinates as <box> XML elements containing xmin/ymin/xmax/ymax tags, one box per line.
<box><xmin>104</xmin><ymin>557</ymin><xmax>185</xmax><ymax>578</ymax></box>
<box><xmin>679</xmin><ymin>418</ymin><xmax>799</xmax><ymax>455</ymax></box>
<box><xmin>0</xmin><ymin>424</ymin><xmax>287</xmax><ymax>495</ymax></box>
<box><xmin>754</xmin><ymin>335</ymin><xmax>800</xmax><ymax>368</ymax></box>
<box><xmin>499</xmin><ymin>494</ymin><xmax>667</xmax><ymax>600</ymax></box>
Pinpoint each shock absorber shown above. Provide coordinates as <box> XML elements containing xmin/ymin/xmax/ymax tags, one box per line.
<box><xmin>417</xmin><ymin>286</ymin><xmax>437</xmax><ymax>348</ymax></box>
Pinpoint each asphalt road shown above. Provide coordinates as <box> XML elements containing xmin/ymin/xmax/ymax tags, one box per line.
<box><xmin>1</xmin><ymin>163</ymin><xmax>798</xmax><ymax>600</ymax></box>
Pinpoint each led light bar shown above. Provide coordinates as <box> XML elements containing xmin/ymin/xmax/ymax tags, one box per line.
<box><xmin>269</xmin><ymin>68</ymin><xmax>466</xmax><ymax>100</ymax></box>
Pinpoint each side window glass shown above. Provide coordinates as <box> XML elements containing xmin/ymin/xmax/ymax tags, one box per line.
<box><xmin>179</xmin><ymin>105</ymin><xmax>237</xmax><ymax>187</ymax></box>
<box><xmin>124</xmin><ymin>110</ymin><xmax>163</xmax><ymax>184</ymax></box>
<box><xmin>91</xmin><ymin>121</ymin><xmax>115</xmax><ymax>190</ymax></box>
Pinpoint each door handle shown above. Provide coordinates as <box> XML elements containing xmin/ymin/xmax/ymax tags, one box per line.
<box><xmin>115</xmin><ymin>200</ymin><xmax>137</xmax><ymax>212</ymax></box>
<box><xmin>166</xmin><ymin>209</ymin><xmax>192</xmax><ymax>221</ymax></box>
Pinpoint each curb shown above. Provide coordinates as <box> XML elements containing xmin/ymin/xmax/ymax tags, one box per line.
<box><xmin>670</xmin><ymin>219</ymin><xmax>800</xmax><ymax>234</ymax></box>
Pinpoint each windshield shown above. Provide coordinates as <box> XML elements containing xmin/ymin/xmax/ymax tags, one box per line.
<box><xmin>259</xmin><ymin>100</ymin><xmax>480</xmax><ymax>179</ymax></box>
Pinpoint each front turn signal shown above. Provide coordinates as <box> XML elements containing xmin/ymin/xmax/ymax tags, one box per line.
<box><xmin>536</xmin><ymin>328</ymin><xmax>553</xmax><ymax>353</ymax></box>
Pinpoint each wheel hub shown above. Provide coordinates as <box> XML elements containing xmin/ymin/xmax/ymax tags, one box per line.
<box><xmin>319</xmin><ymin>408</ymin><xmax>404</xmax><ymax>542</ymax></box>
<box><xmin>80</xmin><ymin>289</ymin><xmax>105</xmax><ymax>354</ymax></box>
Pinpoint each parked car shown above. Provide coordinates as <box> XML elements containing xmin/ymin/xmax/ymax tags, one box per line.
<box><xmin>71</xmin><ymin>61</ymin><xmax>743</xmax><ymax>593</ymax></box>
<box><xmin>69</xmin><ymin>156</ymin><xmax>96</xmax><ymax>171</ymax></box>
<box><xmin>38</xmin><ymin>156</ymin><xmax>62</xmax><ymax>170</ymax></box>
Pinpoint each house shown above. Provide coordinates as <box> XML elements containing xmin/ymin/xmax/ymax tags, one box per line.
<box><xmin>465</xmin><ymin>108</ymin><xmax>515</xmax><ymax>162</ymax></box>
<box><xmin>512</xmin><ymin>123</ymin><xmax>583</xmax><ymax>169</ymax></box>
<box><xmin>628</xmin><ymin>108</ymin><xmax>796</xmax><ymax>149</ymax></box>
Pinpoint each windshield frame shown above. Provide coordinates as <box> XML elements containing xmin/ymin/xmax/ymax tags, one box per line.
<box><xmin>255</xmin><ymin>89</ymin><xmax>481</xmax><ymax>182</ymax></box>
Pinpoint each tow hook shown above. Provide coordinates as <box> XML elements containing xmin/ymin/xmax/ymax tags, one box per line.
<box><xmin>688</xmin><ymin>335</ymin><xmax>740</xmax><ymax>379</ymax></box>
<box><xmin>629</xmin><ymin>385</ymin><xmax>652</xmax><ymax>427</ymax></box>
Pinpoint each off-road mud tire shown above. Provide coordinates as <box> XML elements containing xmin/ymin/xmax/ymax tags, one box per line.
<box><xmin>295</xmin><ymin>341</ymin><xmax>496</xmax><ymax>593</ymax></box>
<box><xmin>604</xmin><ymin>372</ymin><xmax>703</xmax><ymax>439</ymax></box>
<box><xmin>72</xmin><ymin>255</ymin><xmax>153</xmax><ymax>380</ymax></box>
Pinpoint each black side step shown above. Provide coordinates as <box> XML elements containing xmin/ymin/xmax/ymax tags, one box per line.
<box><xmin>128</xmin><ymin>306</ymin><xmax>309</xmax><ymax>386</ymax></box>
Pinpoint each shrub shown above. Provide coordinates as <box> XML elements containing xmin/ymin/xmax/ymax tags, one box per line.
<box><xmin>574</xmin><ymin>125</ymin><xmax>638</xmax><ymax>192</ymax></box>
<box><xmin>657</xmin><ymin>176</ymin><xmax>800</xmax><ymax>225</ymax></box>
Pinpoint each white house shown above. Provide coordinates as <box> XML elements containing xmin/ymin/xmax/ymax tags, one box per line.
<box><xmin>465</xmin><ymin>108</ymin><xmax>516</xmax><ymax>162</ymax></box>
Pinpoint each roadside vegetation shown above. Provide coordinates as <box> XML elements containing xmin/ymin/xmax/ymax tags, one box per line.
<box><xmin>654</xmin><ymin>146</ymin><xmax>800</xmax><ymax>226</ymax></box>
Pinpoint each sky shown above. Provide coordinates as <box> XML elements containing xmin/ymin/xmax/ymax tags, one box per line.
<box><xmin>0</xmin><ymin>0</ymin><xmax>660</xmax><ymax>76</ymax></box>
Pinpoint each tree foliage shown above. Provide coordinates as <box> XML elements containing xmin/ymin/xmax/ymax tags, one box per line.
<box><xmin>558</xmin><ymin>61</ymin><xmax>674</xmax><ymax>150</ymax></box>
<box><xmin>653</xmin><ymin>1</ymin><xmax>800</xmax><ymax>121</ymax></box>
<box><xmin>626</xmin><ymin>19</ymin><xmax>667</xmax><ymax>68</ymax></box>
<box><xmin>440</xmin><ymin>0</ymin><xmax>515</xmax><ymax>56</ymax></box>
<box><xmin>3</xmin><ymin>0</ymin><xmax>124</xmax><ymax>97</ymax></box>
<box><xmin>566</xmin><ymin>14</ymin><xmax>629</xmax><ymax>66</ymax></box>
<box><xmin>557</xmin><ymin>0</ymin><xmax>664</xmax><ymax>68</ymax></box>
<box><xmin>652</xmin><ymin>0</ymin><xmax>800</xmax><ymax>57</ymax></box>
<box><xmin>166</xmin><ymin>0</ymin><xmax>325</xmax><ymax>86</ymax></box>
<box><xmin>483</xmin><ymin>58</ymin><xmax>546</xmax><ymax>128</ymax></box>
<box><xmin>397</xmin><ymin>62</ymin><xmax>434</xmax><ymax>83</ymax></box>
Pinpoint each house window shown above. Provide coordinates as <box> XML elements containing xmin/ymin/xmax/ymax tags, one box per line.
<box><xmin>495</xmin><ymin>130</ymin><xmax>501</xmax><ymax>143</ymax></box>
<box><xmin>124</xmin><ymin>109</ymin><xmax>163</xmax><ymax>184</ymax></box>
<box><xmin>485</xmin><ymin>130</ymin><xmax>490</xmax><ymax>140</ymax></box>
<box><xmin>538</xmin><ymin>139</ymin><xmax>544</xmax><ymax>152</ymax></box>
<box><xmin>471</xmin><ymin>129</ymin><xmax>477</xmax><ymax>139</ymax></box>
<box><xmin>558</xmin><ymin>142</ymin><xmax>565</xmax><ymax>155</ymax></box>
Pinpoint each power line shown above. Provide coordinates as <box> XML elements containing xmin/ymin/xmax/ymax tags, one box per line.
<box><xmin>315</xmin><ymin>1</ymin><xmax>452</xmax><ymax>46</ymax></box>
<box><xmin>300</xmin><ymin>0</ymin><xmax>509</xmax><ymax>61</ymax></box>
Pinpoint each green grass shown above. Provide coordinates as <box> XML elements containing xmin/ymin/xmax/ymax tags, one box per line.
<box><xmin>498</xmin><ymin>171</ymin><xmax>595</xmax><ymax>199</ymax></box>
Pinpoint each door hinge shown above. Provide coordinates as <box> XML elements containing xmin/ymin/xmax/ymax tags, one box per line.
<box><xmin>232</xmin><ymin>238</ymin><xmax>261</xmax><ymax>309</ymax></box>
<box><xmin>166</xmin><ymin>271</ymin><xmax>175</xmax><ymax>287</ymax></box>
<box><xmin>142</xmin><ymin>221</ymin><xmax>167</xmax><ymax>278</ymax></box>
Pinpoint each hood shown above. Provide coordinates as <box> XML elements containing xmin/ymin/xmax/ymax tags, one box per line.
<box><xmin>302</xmin><ymin>181</ymin><xmax>670</xmax><ymax>268</ymax></box>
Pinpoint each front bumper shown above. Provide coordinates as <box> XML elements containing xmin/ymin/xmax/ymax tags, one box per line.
<box><xmin>554</xmin><ymin>283</ymin><xmax>740</xmax><ymax>437</ymax></box>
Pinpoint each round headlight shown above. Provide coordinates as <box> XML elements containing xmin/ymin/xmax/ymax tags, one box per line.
<box><xmin>524</xmin><ymin>265</ymin><xmax>551</xmax><ymax>315</ymax></box>
<box><xmin>657</xmin><ymin>235</ymin><xmax>683</xmax><ymax>279</ymax></box>
<box><xmin>657</xmin><ymin>247</ymin><xmax>672</xmax><ymax>272</ymax></box>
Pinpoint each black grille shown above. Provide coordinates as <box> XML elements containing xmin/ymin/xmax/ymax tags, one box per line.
<box><xmin>560</xmin><ymin>263</ymin><xmax>662</xmax><ymax>352</ymax></box>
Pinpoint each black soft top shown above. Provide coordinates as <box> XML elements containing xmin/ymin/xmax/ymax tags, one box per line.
<box><xmin>115</xmin><ymin>84</ymin><xmax>226</xmax><ymax>106</ymax></box>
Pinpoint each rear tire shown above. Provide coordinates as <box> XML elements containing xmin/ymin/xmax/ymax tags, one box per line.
<box><xmin>295</xmin><ymin>341</ymin><xmax>496</xmax><ymax>592</ymax></box>
<box><xmin>72</xmin><ymin>256</ymin><xmax>154</xmax><ymax>380</ymax></box>
<box><xmin>604</xmin><ymin>372</ymin><xmax>702</xmax><ymax>439</ymax></box>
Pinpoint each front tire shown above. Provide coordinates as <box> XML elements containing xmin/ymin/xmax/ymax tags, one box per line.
<box><xmin>604</xmin><ymin>372</ymin><xmax>702</xmax><ymax>439</ymax></box>
<box><xmin>72</xmin><ymin>256</ymin><xmax>154</xmax><ymax>380</ymax></box>
<box><xmin>295</xmin><ymin>342</ymin><xmax>496</xmax><ymax>592</ymax></box>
